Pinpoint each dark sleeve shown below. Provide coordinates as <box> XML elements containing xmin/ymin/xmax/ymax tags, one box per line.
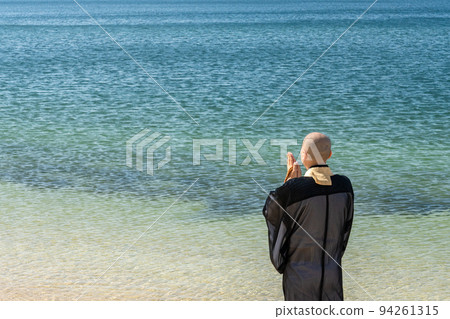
<box><xmin>341</xmin><ymin>192</ymin><xmax>354</xmax><ymax>255</ymax></box>
<box><xmin>262</xmin><ymin>184</ymin><xmax>291</xmax><ymax>274</ymax></box>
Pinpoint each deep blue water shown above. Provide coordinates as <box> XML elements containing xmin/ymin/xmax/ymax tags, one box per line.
<box><xmin>0</xmin><ymin>0</ymin><xmax>449</xmax><ymax>216</ymax></box>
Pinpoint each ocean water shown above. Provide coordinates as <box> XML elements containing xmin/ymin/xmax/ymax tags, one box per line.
<box><xmin>0</xmin><ymin>0</ymin><xmax>449</xmax><ymax>300</ymax></box>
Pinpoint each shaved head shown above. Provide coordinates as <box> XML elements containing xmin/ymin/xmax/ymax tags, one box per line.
<box><xmin>301</xmin><ymin>132</ymin><xmax>332</xmax><ymax>167</ymax></box>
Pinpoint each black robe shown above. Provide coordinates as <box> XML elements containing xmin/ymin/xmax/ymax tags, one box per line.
<box><xmin>263</xmin><ymin>173</ymin><xmax>354</xmax><ymax>301</ymax></box>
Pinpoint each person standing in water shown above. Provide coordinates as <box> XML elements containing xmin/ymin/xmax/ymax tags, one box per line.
<box><xmin>262</xmin><ymin>132</ymin><xmax>354</xmax><ymax>300</ymax></box>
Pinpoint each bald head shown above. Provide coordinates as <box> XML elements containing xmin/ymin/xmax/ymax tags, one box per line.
<box><xmin>301</xmin><ymin>132</ymin><xmax>332</xmax><ymax>168</ymax></box>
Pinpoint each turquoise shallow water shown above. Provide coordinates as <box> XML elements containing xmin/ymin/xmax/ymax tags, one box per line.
<box><xmin>0</xmin><ymin>182</ymin><xmax>448</xmax><ymax>300</ymax></box>
<box><xmin>0</xmin><ymin>0</ymin><xmax>449</xmax><ymax>300</ymax></box>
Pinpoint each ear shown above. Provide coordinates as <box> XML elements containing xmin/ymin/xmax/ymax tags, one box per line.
<box><xmin>300</xmin><ymin>148</ymin><xmax>306</xmax><ymax>162</ymax></box>
<box><xmin>328</xmin><ymin>150</ymin><xmax>332</xmax><ymax>159</ymax></box>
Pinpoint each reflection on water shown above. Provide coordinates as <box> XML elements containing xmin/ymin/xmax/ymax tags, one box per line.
<box><xmin>0</xmin><ymin>182</ymin><xmax>448</xmax><ymax>300</ymax></box>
